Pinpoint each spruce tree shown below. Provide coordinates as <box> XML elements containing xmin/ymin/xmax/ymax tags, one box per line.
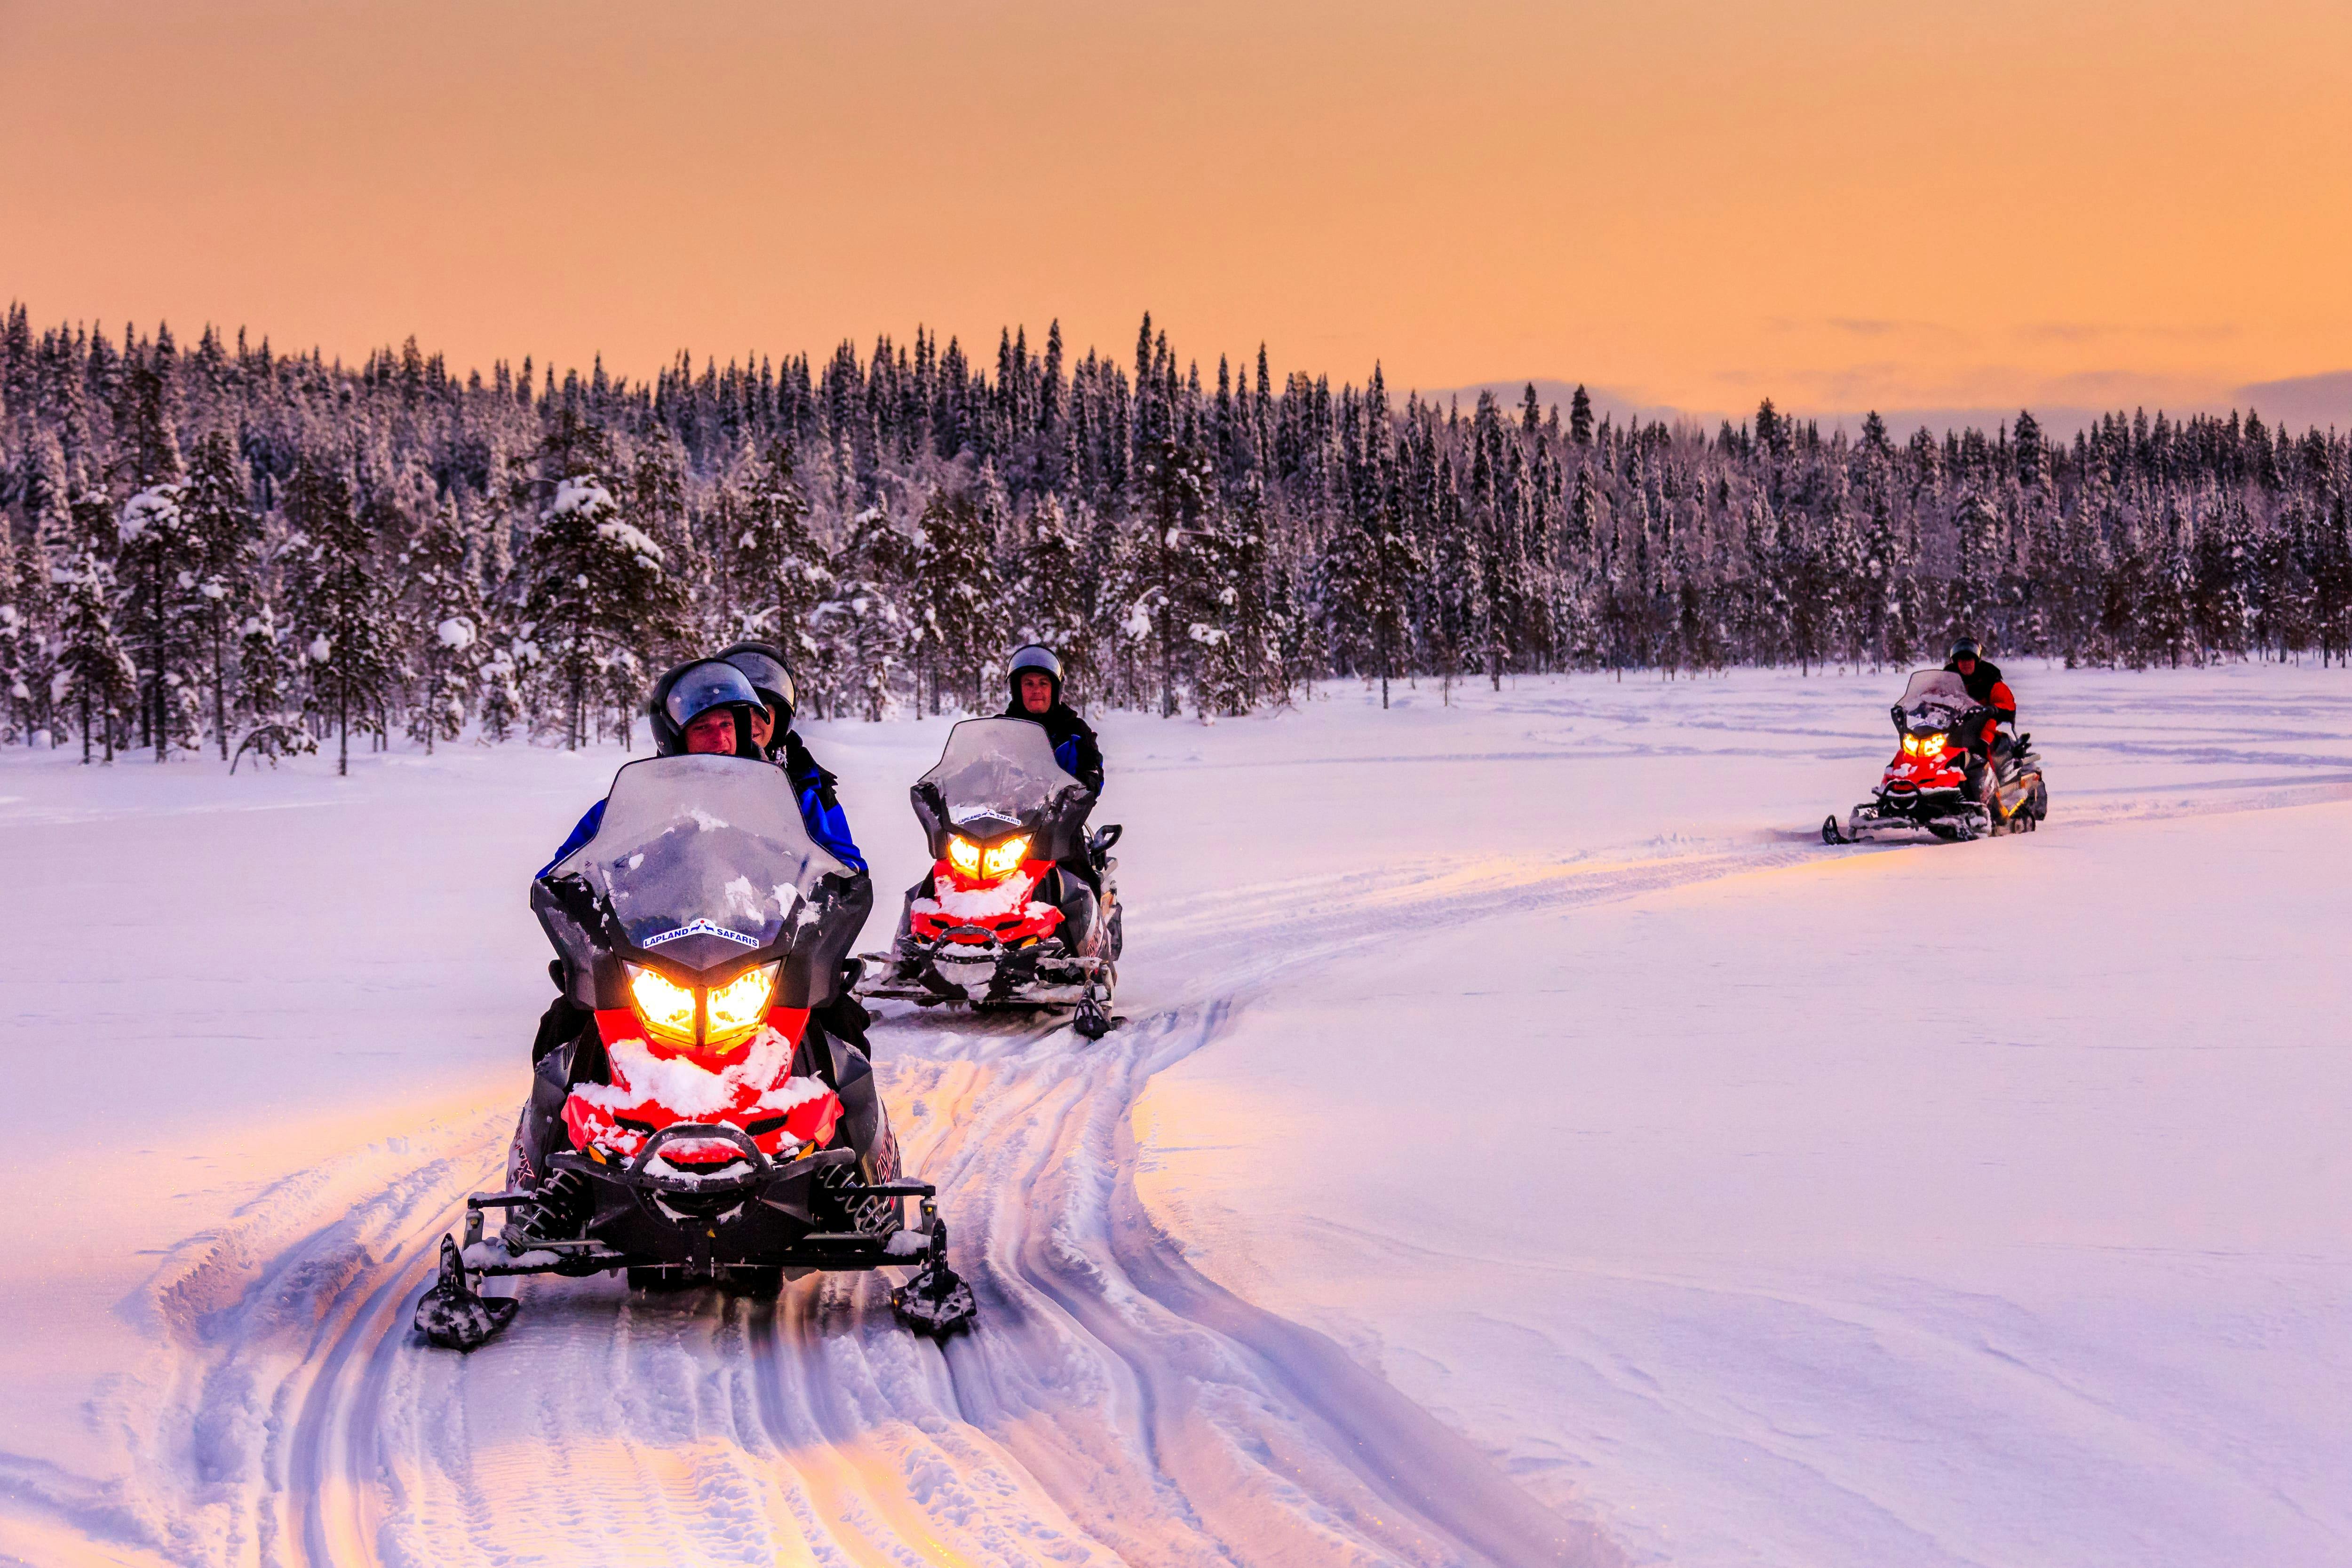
<box><xmin>731</xmin><ymin>441</ymin><xmax>829</xmax><ymax>665</ymax></box>
<box><xmin>180</xmin><ymin>431</ymin><xmax>259</xmax><ymax>760</ymax></box>
<box><xmin>285</xmin><ymin>456</ymin><xmax>400</xmax><ymax>776</ymax></box>
<box><xmin>398</xmin><ymin>499</ymin><xmax>487</xmax><ymax>750</ymax></box>
<box><xmin>518</xmin><ymin>472</ymin><xmax>684</xmax><ymax>748</ymax></box>
<box><xmin>811</xmin><ymin>507</ymin><xmax>915</xmax><ymax>720</ymax></box>
<box><xmin>910</xmin><ymin>487</ymin><xmax>1005</xmax><ymax>713</ymax></box>
<box><xmin>54</xmin><ymin>548</ymin><xmax>136</xmax><ymax>763</ymax></box>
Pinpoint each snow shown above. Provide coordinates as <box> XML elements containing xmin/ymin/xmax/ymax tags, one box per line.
<box><xmin>546</xmin><ymin>476</ymin><xmax>614</xmax><ymax>517</ymax></box>
<box><xmin>115</xmin><ymin>485</ymin><xmax>179</xmax><ymax>542</ymax></box>
<box><xmin>595</xmin><ymin>516</ymin><xmax>666</xmax><ymax>562</ymax></box>
<box><xmin>1</xmin><ymin>665</ymin><xmax>2347</xmax><ymax>1565</ymax></box>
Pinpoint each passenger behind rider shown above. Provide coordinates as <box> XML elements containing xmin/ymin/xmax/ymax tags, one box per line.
<box><xmin>1943</xmin><ymin>635</ymin><xmax>2018</xmax><ymax>795</ymax></box>
<box><xmin>716</xmin><ymin>641</ymin><xmax>865</xmax><ymax>873</ymax></box>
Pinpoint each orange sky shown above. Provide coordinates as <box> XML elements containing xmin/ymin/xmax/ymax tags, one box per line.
<box><xmin>3</xmin><ymin>0</ymin><xmax>2346</xmax><ymax>424</ymax></box>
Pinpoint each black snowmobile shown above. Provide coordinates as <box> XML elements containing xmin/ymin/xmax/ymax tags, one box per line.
<box><xmin>857</xmin><ymin>717</ymin><xmax>1123</xmax><ymax>1038</ymax></box>
<box><xmin>415</xmin><ymin>753</ymin><xmax>975</xmax><ymax>1350</ymax></box>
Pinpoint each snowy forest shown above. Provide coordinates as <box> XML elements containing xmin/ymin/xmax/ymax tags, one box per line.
<box><xmin>3</xmin><ymin>301</ymin><xmax>2350</xmax><ymax>767</ymax></box>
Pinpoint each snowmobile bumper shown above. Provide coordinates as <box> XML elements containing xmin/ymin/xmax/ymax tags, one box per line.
<box><xmin>858</xmin><ymin>940</ymin><xmax>1116</xmax><ymax>1036</ymax></box>
<box><xmin>1828</xmin><ymin>787</ymin><xmax>1989</xmax><ymax>845</ymax></box>
<box><xmin>417</xmin><ymin>1125</ymin><xmax>978</xmax><ymax>1345</ymax></box>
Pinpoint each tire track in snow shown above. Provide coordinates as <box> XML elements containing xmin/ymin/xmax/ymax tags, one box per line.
<box><xmin>116</xmin><ymin>834</ymin><xmax>1843</xmax><ymax>1567</ymax></box>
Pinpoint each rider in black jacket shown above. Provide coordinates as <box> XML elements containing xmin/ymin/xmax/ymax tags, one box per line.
<box><xmin>1003</xmin><ymin>644</ymin><xmax>1104</xmax><ymax>795</ymax></box>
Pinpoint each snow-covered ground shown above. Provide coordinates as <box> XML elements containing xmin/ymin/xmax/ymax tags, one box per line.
<box><xmin>2</xmin><ymin>664</ymin><xmax>2347</xmax><ymax>1566</ymax></box>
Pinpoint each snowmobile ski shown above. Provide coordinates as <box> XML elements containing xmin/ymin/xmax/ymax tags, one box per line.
<box><xmin>888</xmin><ymin>1200</ymin><xmax>978</xmax><ymax>1336</ymax></box>
<box><xmin>413</xmin><ymin>1235</ymin><xmax>518</xmax><ymax>1350</ymax></box>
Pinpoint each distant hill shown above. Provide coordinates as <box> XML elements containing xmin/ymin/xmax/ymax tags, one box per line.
<box><xmin>1427</xmin><ymin>375</ymin><xmax>2352</xmax><ymax>441</ymax></box>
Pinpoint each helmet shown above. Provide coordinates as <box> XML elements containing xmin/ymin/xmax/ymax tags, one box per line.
<box><xmin>647</xmin><ymin>659</ymin><xmax>764</xmax><ymax>758</ymax></box>
<box><xmin>1007</xmin><ymin>644</ymin><xmax>1063</xmax><ymax>707</ymax></box>
<box><xmin>1948</xmin><ymin>636</ymin><xmax>1981</xmax><ymax>663</ymax></box>
<box><xmin>716</xmin><ymin>641</ymin><xmax>795</xmax><ymax>728</ymax></box>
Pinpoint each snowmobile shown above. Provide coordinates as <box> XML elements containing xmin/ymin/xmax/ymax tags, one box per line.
<box><xmin>857</xmin><ymin>717</ymin><xmax>1123</xmax><ymax>1039</ymax></box>
<box><xmin>414</xmin><ymin>752</ymin><xmax>975</xmax><ymax>1351</ymax></box>
<box><xmin>1823</xmin><ymin>668</ymin><xmax>2049</xmax><ymax>844</ymax></box>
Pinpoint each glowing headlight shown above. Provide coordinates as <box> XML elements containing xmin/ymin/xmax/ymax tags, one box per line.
<box><xmin>1901</xmin><ymin>735</ymin><xmax>1919</xmax><ymax>755</ymax></box>
<box><xmin>704</xmin><ymin>961</ymin><xmax>780</xmax><ymax>1048</ymax></box>
<box><xmin>946</xmin><ymin>835</ymin><xmax>982</xmax><ymax>876</ymax></box>
<box><xmin>1924</xmin><ymin>732</ymin><xmax>1947</xmax><ymax>753</ymax></box>
<box><xmin>626</xmin><ymin>963</ymin><xmax>698</xmax><ymax>1045</ymax></box>
<box><xmin>982</xmin><ymin>833</ymin><xmax>1032</xmax><ymax>879</ymax></box>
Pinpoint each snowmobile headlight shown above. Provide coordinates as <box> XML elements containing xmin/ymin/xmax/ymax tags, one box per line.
<box><xmin>982</xmin><ymin>834</ymin><xmax>1032</xmax><ymax>879</ymax></box>
<box><xmin>946</xmin><ymin>834</ymin><xmax>983</xmax><ymax>877</ymax></box>
<box><xmin>1924</xmin><ymin>732</ymin><xmax>1947</xmax><ymax>753</ymax></box>
<box><xmin>1901</xmin><ymin>735</ymin><xmax>1919</xmax><ymax>754</ymax></box>
<box><xmin>626</xmin><ymin>963</ymin><xmax>699</xmax><ymax>1045</ymax></box>
<box><xmin>703</xmin><ymin>961</ymin><xmax>781</xmax><ymax>1049</ymax></box>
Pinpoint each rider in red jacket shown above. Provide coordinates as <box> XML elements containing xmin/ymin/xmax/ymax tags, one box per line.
<box><xmin>1944</xmin><ymin>637</ymin><xmax>2017</xmax><ymax>780</ymax></box>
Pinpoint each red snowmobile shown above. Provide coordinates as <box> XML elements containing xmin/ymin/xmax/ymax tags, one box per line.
<box><xmin>859</xmin><ymin>717</ymin><xmax>1122</xmax><ymax>1038</ymax></box>
<box><xmin>414</xmin><ymin>753</ymin><xmax>975</xmax><ymax>1351</ymax></box>
<box><xmin>1823</xmin><ymin>668</ymin><xmax>2048</xmax><ymax>844</ymax></box>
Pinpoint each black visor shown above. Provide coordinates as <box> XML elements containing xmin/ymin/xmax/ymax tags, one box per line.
<box><xmin>722</xmin><ymin>647</ymin><xmax>795</xmax><ymax>712</ymax></box>
<box><xmin>663</xmin><ymin>661</ymin><xmax>762</xmax><ymax>729</ymax></box>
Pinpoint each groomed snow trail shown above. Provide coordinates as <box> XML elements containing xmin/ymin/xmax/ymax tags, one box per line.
<box><xmin>105</xmin><ymin>836</ymin><xmax>1815</xmax><ymax>1568</ymax></box>
<box><xmin>14</xmin><ymin>665</ymin><xmax>2351</xmax><ymax>1567</ymax></box>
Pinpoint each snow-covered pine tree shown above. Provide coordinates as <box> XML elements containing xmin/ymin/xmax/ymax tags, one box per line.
<box><xmin>0</xmin><ymin>523</ymin><xmax>24</xmax><ymax>744</ymax></box>
<box><xmin>1354</xmin><ymin>392</ymin><xmax>1419</xmax><ymax>710</ymax></box>
<box><xmin>230</xmin><ymin>597</ymin><xmax>317</xmax><ymax>769</ymax></box>
<box><xmin>811</xmin><ymin>506</ymin><xmax>915</xmax><ymax>721</ymax></box>
<box><xmin>731</xmin><ymin>440</ymin><xmax>830</xmax><ymax>669</ymax></box>
<box><xmin>909</xmin><ymin>487</ymin><xmax>1005</xmax><ymax>713</ymax></box>
<box><xmin>180</xmin><ymin>430</ymin><xmax>260</xmax><ymax>760</ymax></box>
<box><xmin>53</xmin><ymin>546</ymin><xmax>136</xmax><ymax>763</ymax></box>
<box><xmin>398</xmin><ymin>499</ymin><xmax>487</xmax><ymax>751</ymax></box>
<box><xmin>285</xmin><ymin>455</ymin><xmax>401</xmax><ymax>776</ymax></box>
<box><xmin>519</xmin><ymin>472</ymin><xmax>685</xmax><ymax>749</ymax></box>
<box><xmin>1008</xmin><ymin>493</ymin><xmax>1093</xmax><ymax>692</ymax></box>
<box><xmin>1222</xmin><ymin>473</ymin><xmax>1285</xmax><ymax>710</ymax></box>
<box><xmin>117</xmin><ymin>481</ymin><xmax>205</xmax><ymax>759</ymax></box>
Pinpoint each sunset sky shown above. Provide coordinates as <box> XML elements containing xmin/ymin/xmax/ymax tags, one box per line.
<box><xmin>3</xmin><ymin>0</ymin><xmax>2346</xmax><ymax>428</ymax></box>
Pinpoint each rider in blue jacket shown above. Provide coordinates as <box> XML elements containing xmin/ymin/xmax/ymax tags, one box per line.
<box><xmin>715</xmin><ymin>641</ymin><xmax>865</xmax><ymax>874</ymax></box>
<box><xmin>537</xmin><ymin>655</ymin><xmax>865</xmax><ymax>879</ymax></box>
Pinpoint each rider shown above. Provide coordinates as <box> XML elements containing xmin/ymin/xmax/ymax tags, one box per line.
<box><xmin>1001</xmin><ymin>644</ymin><xmax>1113</xmax><ymax>935</ymax></box>
<box><xmin>716</xmin><ymin>641</ymin><xmax>865</xmax><ymax>873</ymax></box>
<box><xmin>1003</xmin><ymin>644</ymin><xmax>1104</xmax><ymax>795</ymax></box>
<box><xmin>1944</xmin><ymin>636</ymin><xmax>2018</xmax><ymax>790</ymax></box>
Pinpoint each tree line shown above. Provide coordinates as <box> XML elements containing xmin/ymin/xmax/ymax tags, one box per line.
<box><xmin>2</xmin><ymin>301</ymin><xmax>2347</xmax><ymax>768</ymax></box>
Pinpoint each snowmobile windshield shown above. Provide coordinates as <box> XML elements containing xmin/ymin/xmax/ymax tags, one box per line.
<box><xmin>1893</xmin><ymin>670</ymin><xmax>1980</xmax><ymax>729</ymax></box>
<box><xmin>536</xmin><ymin>754</ymin><xmax>866</xmax><ymax>993</ymax></box>
<box><xmin>912</xmin><ymin>717</ymin><xmax>1092</xmax><ymax>862</ymax></box>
